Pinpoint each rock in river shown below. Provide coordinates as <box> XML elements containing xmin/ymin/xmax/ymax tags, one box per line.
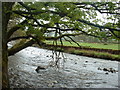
<box><xmin>35</xmin><ymin>66</ymin><xmax>46</xmax><ymax>73</ymax></box>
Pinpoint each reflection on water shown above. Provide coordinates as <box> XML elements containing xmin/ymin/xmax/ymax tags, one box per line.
<box><xmin>8</xmin><ymin>47</ymin><xmax>119</xmax><ymax>88</ymax></box>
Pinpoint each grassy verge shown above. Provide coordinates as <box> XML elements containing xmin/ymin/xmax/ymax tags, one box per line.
<box><xmin>67</xmin><ymin>49</ymin><xmax>120</xmax><ymax>60</ymax></box>
<box><xmin>35</xmin><ymin>40</ymin><xmax>120</xmax><ymax>61</ymax></box>
<box><xmin>45</xmin><ymin>40</ymin><xmax>119</xmax><ymax>50</ymax></box>
<box><xmin>45</xmin><ymin>47</ymin><xmax>120</xmax><ymax>61</ymax></box>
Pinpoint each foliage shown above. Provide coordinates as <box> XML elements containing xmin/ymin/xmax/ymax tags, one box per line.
<box><xmin>2</xmin><ymin>2</ymin><xmax>120</xmax><ymax>88</ymax></box>
<box><xmin>6</xmin><ymin>2</ymin><xmax>120</xmax><ymax>55</ymax></box>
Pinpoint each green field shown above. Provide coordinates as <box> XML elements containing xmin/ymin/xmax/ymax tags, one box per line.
<box><xmin>45</xmin><ymin>40</ymin><xmax>119</xmax><ymax>50</ymax></box>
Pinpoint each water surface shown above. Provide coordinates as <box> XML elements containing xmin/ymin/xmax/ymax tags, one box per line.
<box><xmin>8</xmin><ymin>47</ymin><xmax>119</xmax><ymax>88</ymax></box>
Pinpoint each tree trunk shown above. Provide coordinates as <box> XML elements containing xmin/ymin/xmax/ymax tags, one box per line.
<box><xmin>2</xmin><ymin>2</ymin><xmax>14</xmax><ymax>89</ymax></box>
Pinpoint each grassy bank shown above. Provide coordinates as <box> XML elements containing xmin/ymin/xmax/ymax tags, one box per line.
<box><xmin>41</xmin><ymin>41</ymin><xmax>120</xmax><ymax>61</ymax></box>
<box><xmin>44</xmin><ymin>46</ymin><xmax>120</xmax><ymax>61</ymax></box>
<box><xmin>45</xmin><ymin>41</ymin><xmax>119</xmax><ymax>50</ymax></box>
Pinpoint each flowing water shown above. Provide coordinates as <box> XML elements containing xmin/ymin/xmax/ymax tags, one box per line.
<box><xmin>8</xmin><ymin>46</ymin><xmax>119</xmax><ymax>88</ymax></box>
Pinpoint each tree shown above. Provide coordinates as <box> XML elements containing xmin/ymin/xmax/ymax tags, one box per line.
<box><xmin>2</xmin><ymin>2</ymin><xmax>120</xmax><ymax>89</ymax></box>
<box><xmin>2</xmin><ymin>2</ymin><xmax>15</xmax><ymax>89</ymax></box>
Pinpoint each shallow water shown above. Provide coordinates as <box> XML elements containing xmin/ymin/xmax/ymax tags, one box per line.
<box><xmin>8</xmin><ymin>47</ymin><xmax>119</xmax><ymax>88</ymax></box>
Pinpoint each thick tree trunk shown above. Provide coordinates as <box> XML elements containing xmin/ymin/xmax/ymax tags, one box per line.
<box><xmin>2</xmin><ymin>2</ymin><xmax>14</xmax><ymax>89</ymax></box>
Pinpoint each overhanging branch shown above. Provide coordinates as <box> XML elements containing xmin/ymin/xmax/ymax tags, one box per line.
<box><xmin>13</xmin><ymin>2</ymin><xmax>120</xmax><ymax>40</ymax></box>
<box><xmin>7</xmin><ymin>19</ymin><xmax>28</xmax><ymax>39</ymax></box>
<box><xmin>8</xmin><ymin>39</ymin><xmax>35</xmax><ymax>56</ymax></box>
<box><xmin>13</xmin><ymin>5</ymin><xmax>119</xmax><ymax>32</ymax></box>
<box><xmin>8</xmin><ymin>35</ymin><xmax>32</xmax><ymax>42</ymax></box>
<box><xmin>77</xmin><ymin>19</ymin><xmax>120</xmax><ymax>32</ymax></box>
<box><xmin>8</xmin><ymin>35</ymin><xmax>46</xmax><ymax>46</ymax></box>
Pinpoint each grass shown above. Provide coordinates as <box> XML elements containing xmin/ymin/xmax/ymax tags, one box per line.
<box><xmin>43</xmin><ymin>40</ymin><xmax>120</xmax><ymax>61</ymax></box>
<box><xmin>45</xmin><ymin>40</ymin><xmax>119</xmax><ymax>50</ymax></box>
<box><xmin>72</xmin><ymin>50</ymin><xmax>120</xmax><ymax>60</ymax></box>
<box><xmin>47</xmin><ymin>47</ymin><xmax>120</xmax><ymax>61</ymax></box>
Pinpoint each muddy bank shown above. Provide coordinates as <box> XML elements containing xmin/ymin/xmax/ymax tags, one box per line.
<box><xmin>8</xmin><ymin>47</ymin><xmax>119</xmax><ymax>88</ymax></box>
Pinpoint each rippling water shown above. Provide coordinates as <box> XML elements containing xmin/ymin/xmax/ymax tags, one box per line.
<box><xmin>8</xmin><ymin>47</ymin><xmax>119</xmax><ymax>88</ymax></box>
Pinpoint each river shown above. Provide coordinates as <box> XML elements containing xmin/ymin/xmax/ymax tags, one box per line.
<box><xmin>8</xmin><ymin>46</ymin><xmax>119</xmax><ymax>88</ymax></box>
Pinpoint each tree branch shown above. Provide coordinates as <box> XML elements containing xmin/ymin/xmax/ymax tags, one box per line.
<box><xmin>63</xmin><ymin>37</ymin><xmax>73</xmax><ymax>44</ymax></box>
<box><xmin>8</xmin><ymin>35</ymin><xmax>46</xmax><ymax>46</ymax></box>
<box><xmin>8</xmin><ymin>39</ymin><xmax>35</xmax><ymax>56</ymax></box>
<box><xmin>13</xmin><ymin>2</ymin><xmax>120</xmax><ymax>40</ymax></box>
<box><xmin>9</xmin><ymin>11</ymin><xmax>107</xmax><ymax>39</ymax></box>
<box><xmin>8</xmin><ymin>35</ymin><xmax>31</xmax><ymax>42</ymax></box>
<box><xmin>75</xmin><ymin>2</ymin><xmax>120</xmax><ymax>15</ymax></box>
<box><xmin>45</xmin><ymin>33</ymin><xmax>82</xmax><ymax>40</ymax></box>
<box><xmin>66</xmin><ymin>35</ymin><xmax>81</xmax><ymax>47</ymax></box>
<box><xmin>7</xmin><ymin>19</ymin><xmax>28</xmax><ymax>39</ymax></box>
<box><xmin>18</xmin><ymin>2</ymin><xmax>36</xmax><ymax>10</ymax></box>
<box><xmin>77</xmin><ymin>19</ymin><xmax>120</xmax><ymax>32</ymax></box>
<box><xmin>13</xmin><ymin>6</ymin><xmax>119</xmax><ymax>32</ymax></box>
<box><xmin>90</xmin><ymin>4</ymin><xmax>120</xmax><ymax>15</ymax></box>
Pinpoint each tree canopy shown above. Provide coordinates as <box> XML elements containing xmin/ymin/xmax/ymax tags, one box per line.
<box><xmin>2</xmin><ymin>2</ymin><xmax>120</xmax><ymax>88</ymax></box>
<box><xmin>7</xmin><ymin>2</ymin><xmax>120</xmax><ymax>56</ymax></box>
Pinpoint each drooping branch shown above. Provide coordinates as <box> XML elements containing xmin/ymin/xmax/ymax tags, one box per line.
<box><xmin>45</xmin><ymin>33</ymin><xmax>82</xmax><ymax>40</ymax></box>
<box><xmin>110</xmin><ymin>30</ymin><xmax>120</xmax><ymax>39</ymax></box>
<box><xmin>66</xmin><ymin>35</ymin><xmax>81</xmax><ymax>47</ymax></box>
<box><xmin>63</xmin><ymin>37</ymin><xmax>73</xmax><ymax>44</ymax></box>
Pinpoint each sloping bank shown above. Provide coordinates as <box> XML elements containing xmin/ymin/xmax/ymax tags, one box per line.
<box><xmin>39</xmin><ymin>44</ymin><xmax>120</xmax><ymax>61</ymax></box>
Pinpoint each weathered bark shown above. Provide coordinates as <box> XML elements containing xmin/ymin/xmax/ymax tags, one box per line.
<box><xmin>2</xmin><ymin>2</ymin><xmax>15</xmax><ymax>89</ymax></box>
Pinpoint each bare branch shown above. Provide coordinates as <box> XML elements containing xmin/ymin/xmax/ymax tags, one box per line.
<box><xmin>63</xmin><ymin>37</ymin><xmax>73</xmax><ymax>44</ymax></box>
<box><xmin>66</xmin><ymin>36</ymin><xmax>81</xmax><ymax>47</ymax></box>
<box><xmin>45</xmin><ymin>33</ymin><xmax>82</xmax><ymax>40</ymax></box>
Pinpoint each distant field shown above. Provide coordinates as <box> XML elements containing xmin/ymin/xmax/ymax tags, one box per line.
<box><xmin>45</xmin><ymin>41</ymin><xmax>119</xmax><ymax>50</ymax></box>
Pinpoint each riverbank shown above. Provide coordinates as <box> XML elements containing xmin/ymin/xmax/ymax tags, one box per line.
<box><xmin>36</xmin><ymin>44</ymin><xmax>120</xmax><ymax>61</ymax></box>
<box><xmin>45</xmin><ymin>41</ymin><xmax>119</xmax><ymax>50</ymax></box>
